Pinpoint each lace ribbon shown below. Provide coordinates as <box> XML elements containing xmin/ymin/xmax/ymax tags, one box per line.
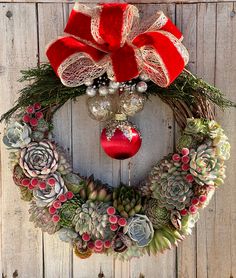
<box><xmin>46</xmin><ymin>3</ymin><xmax>189</xmax><ymax>88</ymax></box>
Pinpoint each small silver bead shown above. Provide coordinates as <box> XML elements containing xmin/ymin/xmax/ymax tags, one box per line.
<box><xmin>98</xmin><ymin>86</ymin><xmax>109</xmax><ymax>96</ymax></box>
<box><xmin>84</xmin><ymin>79</ymin><xmax>94</xmax><ymax>86</ymax></box>
<box><xmin>136</xmin><ymin>81</ymin><xmax>148</xmax><ymax>93</ymax></box>
<box><xmin>109</xmin><ymin>81</ymin><xmax>120</xmax><ymax>90</ymax></box>
<box><xmin>108</xmin><ymin>88</ymin><xmax>117</xmax><ymax>94</ymax></box>
<box><xmin>86</xmin><ymin>86</ymin><xmax>97</xmax><ymax>97</ymax></box>
<box><xmin>139</xmin><ymin>72</ymin><xmax>150</xmax><ymax>82</ymax></box>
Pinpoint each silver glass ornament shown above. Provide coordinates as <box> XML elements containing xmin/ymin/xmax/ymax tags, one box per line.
<box><xmin>84</xmin><ymin>79</ymin><xmax>94</xmax><ymax>86</ymax></box>
<box><xmin>139</xmin><ymin>72</ymin><xmax>150</xmax><ymax>82</ymax></box>
<box><xmin>87</xmin><ymin>95</ymin><xmax>118</xmax><ymax>122</ymax></box>
<box><xmin>136</xmin><ymin>81</ymin><xmax>148</xmax><ymax>93</ymax></box>
<box><xmin>98</xmin><ymin>86</ymin><xmax>109</xmax><ymax>96</ymax></box>
<box><xmin>109</xmin><ymin>81</ymin><xmax>120</xmax><ymax>90</ymax></box>
<box><xmin>86</xmin><ymin>86</ymin><xmax>97</xmax><ymax>97</ymax></box>
<box><xmin>119</xmin><ymin>91</ymin><xmax>146</xmax><ymax>116</ymax></box>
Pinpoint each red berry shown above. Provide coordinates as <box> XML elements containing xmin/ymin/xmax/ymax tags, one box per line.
<box><xmin>110</xmin><ymin>224</ymin><xmax>118</xmax><ymax>231</ymax></box>
<box><xmin>52</xmin><ymin>214</ymin><xmax>60</xmax><ymax>223</ymax></box>
<box><xmin>109</xmin><ymin>215</ymin><xmax>118</xmax><ymax>224</ymax></box>
<box><xmin>26</xmin><ymin>105</ymin><xmax>35</xmax><ymax>114</ymax></box>
<box><xmin>189</xmin><ymin>205</ymin><xmax>198</xmax><ymax>214</ymax></box>
<box><xmin>34</xmin><ymin>103</ymin><xmax>41</xmax><ymax>110</ymax></box>
<box><xmin>181</xmin><ymin>148</ymin><xmax>190</xmax><ymax>156</ymax></box>
<box><xmin>107</xmin><ymin>206</ymin><xmax>116</xmax><ymax>215</ymax></box>
<box><xmin>82</xmin><ymin>233</ymin><xmax>90</xmax><ymax>242</ymax></box>
<box><xmin>182</xmin><ymin>155</ymin><xmax>190</xmax><ymax>164</ymax></box>
<box><xmin>199</xmin><ymin>195</ymin><xmax>207</xmax><ymax>203</ymax></box>
<box><xmin>39</xmin><ymin>181</ymin><xmax>46</xmax><ymax>190</ymax></box>
<box><xmin>30</xmin><ymin>178</ymin><xmax>38</xmax><ymax>187</ymax></box>
<box><xmin>172</xmin><ymin>154</ymin><xmax>181</xmax><ymax>162</ymax></box>
<box><xmin>29</xmin><ymin>118</ymin><xmax>38</xmax><ymax>127</ymax></box>
<box><xmin>35</xmin><ymin>111</ymin><xmax>43</xmax><ymax>120</ymax></box>
<box><xmin>118</xmin><ymin>217</ymin><xmax>127</xmax><ymax>227</ymax></box>
<box><xmin>191</xmin><ymin>197</ymin><xmax>199</xmax><ymax>206</ymax></box>
<box><xmin>94</xmin><ymin>247</ymin><xmax>103</xmax><ymax>253</ymax></box>
<box><xmin>58</xmin><ymin>194</ymin><xmax>67</xmax><ymax>202</ymax></box>
<box><xmin>182</xmin><ymin>164</ymin><xmax>190</xmax><ymax>171</ymax></box>
<box><xmin>180</xmin><ymin>209</ymin><xmax>188</xmax><ymax>216</ymax></box>
<box><xmin>186</xmin><ymin>174</ymin><xmax>194</xmax><ymax>183</ymax></box>
<box><xmin>66</xmin><ymin>191</ymin><xmax>74</xmax><ymax>200</ymax></box>
<box><xmin>22</xmin><ymin>114</ymin><xmax>31</xmax><ymax>123</ymax></box>
<box><xmin>49</xmin><ymin>206</ymin><xmax>57</xmax><ymax>215</ymax></box>
<box><xmin>94</xmin><ymin>239</ymin><xmax>103</xmax><ymax>248</ymax></box>
<box><xmin>53</xmin><ymin>200</ymin><xmax>61</xmax><ymax>209</ymax></box>
<box><xmin>28</xmin><ymin>184</ymin><xmax>34</xmax><ymax>190</ymax></box>
<box><xmin>104</xmin><ymin>240</ymin><xmax>111</xmax><ymax>249</ymax></box>
<box><xmin>87</xmin><ymin>241</ymin><xmax>95</xmax><ymax>250</ymax></box>
<box><xmin>47</xmin><ymin>177</ymin><xmax>56</xmax><ymax>186</ymax></box>
<box><xmin>21</xmin><ymin>178</ymin><xmax>30</xmax><ymax>187</ymax></box>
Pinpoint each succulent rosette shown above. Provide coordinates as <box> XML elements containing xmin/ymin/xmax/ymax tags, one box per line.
<box><xmin>58</xmin><ymin>228</ymin><xmax>79</xmax><ymax>243</ymax></box>
<box><xmin>3</xmin><ymin>122</ymin><xmax>31</xmax><ymax>148</ymax></box>
<box><xmin>153</xmin><ymin>171</ymin><xmax>193</xmax><ymax>211</ymax></box>
<box><xmin>189</xmin><ymin>142</ymin><xmax>226</xmax><ymax>186</ymax></box>
<box><xmin>33</xmin><ymin>172</ymin><xmax>67</xmax><ymax>207</ymax></box>
<box><xmin>124</xmin><ymin>214</ymin><xmax>154</xmax><ymax>247</ymax></box>
<box><xmin>19</xmin><ymin>140</ymin><xmax>58</xmax><ymax>178</ymax></box>
<box><xmin>213</xmin><ymin>134</ymin><xmax>231</xmax><ymax>161</ymax></box>
<box><xmin>184</xmin><ymin>118</ymin><xmax>207</xmax><ymax>135</ymax></box>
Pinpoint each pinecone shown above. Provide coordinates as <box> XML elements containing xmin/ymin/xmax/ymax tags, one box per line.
<box><xmin>72</xmin><ymin>200</ymin><xmax>110</xmax><ymax>239</ymax></box>
<box><xmin>111</xmin><ymin>232</ymin><xmax>132</xmax><ymax>253</ymax></box>
<box><xmin>144</xmin><ymin>198</ymin><xmax>170</xmax><ymax>229</ymax></box>
<box><xmin>29</xmin><ymin>201</ymin><xmax>60</xmax><ymax>234</ymax></box>
<box><xmin>193</xmin><ymin>184</ymin><xmax>209</xmax><ymax>196</ymax></box>
<box><xmin>153</xmin><ymin>171</ymin><xmax>193</xmax><ymax>211</ymax></box>
<box><xmin>74</xmin><ymin>245</ymin><xmax>92</xmax><ymax>259</ymax></box>
<box><xmin>19</xmin><ymin>140</ymin><xmax>59</xmax><ymax>179</ymax></box>
<box><xmin>59</xmin><ymin>197</ymin><xmax>83</xmax><ymax>228</ymax></box>
<box><xmin>79</xmin><ymin>175</ymin><xmax>112</xmax><ymax>203</ymax></box>
<box><xmin>190</xmin><ymin>141</ymin><xmax>226</xmax><ymax>186</ymax></box>
<box><xmin>113</xmin><ymin>185</ymin><xmax>142</xmax><ymax>218</ymax></box>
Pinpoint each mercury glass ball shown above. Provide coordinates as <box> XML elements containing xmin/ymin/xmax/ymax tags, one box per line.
<box><xmin>119</xmin><ymin>91</ymin><xmax>146</xmax><ymax>116</ymax></box>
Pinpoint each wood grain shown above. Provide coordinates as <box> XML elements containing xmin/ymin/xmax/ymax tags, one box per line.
<box><xmin>0</xmin><ymin>3</ymin><xmax>43</xmax><ymax>278</ymax></box>
<box><xmin>2</xmin><ymin>0</ymin><xmax>236</xmax><ymax>3</ymax></box>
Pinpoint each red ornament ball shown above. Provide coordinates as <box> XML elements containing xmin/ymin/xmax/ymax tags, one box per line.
<box><xmin>100</xmin><ymin>120</ymin><xmax>142</xmax><ymax>160</ymax></box>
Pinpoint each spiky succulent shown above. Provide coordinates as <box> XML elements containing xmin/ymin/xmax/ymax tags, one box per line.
<box><xmin>59</xmin><ymin>197</ymin><xmax>83</xmax><ymax>228</ymax></box>
<box><xmin>19</xmin><ymin>140</ymin><xmax>58</xmax><ymax>178</ymax></box>
<box><xmin>144</xmin><ymin>198</ymin><xmax>171</xmax><ymax>229</ymax></box>
<box><xmin>29</xmin><ymin>201</ymin><xmax>60</xmax><ymax>234</ymax></box>
<box><xmin>72</xmin><ymin>200</ymin><xmax>110</xmax><ymax>239</ymax></box>
<box><xmin>190</xmin><ymin>141</ymin><xmax>226</xmax><ymax>186</ymax></box>
<box><xmin>113</xmin><ymin>185</ymin><xmax>142</xmax><ymax>218</ymax></box>
<box><xmin>33</xmin><ymin>172</ymin><xmax>67</xmax><ymax>207</ymax></box>
<box><xmin>3</xmin><ymin>122</ymin><xmax>31</xmax><ymax>148</ymax></box>
<box><xmin>124</xmin><ymin>214</ymin><xmax>154</xmax><ymax>247</ymax></box>
<box><xmin>78</xmin><ymin>176</ymin><xmax>112</xmax><ymax>202</ymax></box>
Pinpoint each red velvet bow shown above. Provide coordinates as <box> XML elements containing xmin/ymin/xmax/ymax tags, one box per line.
<box><xmin>46</xmin><ymin>3</ymin><xmax>189</xmax><ymax>87</ymax></box>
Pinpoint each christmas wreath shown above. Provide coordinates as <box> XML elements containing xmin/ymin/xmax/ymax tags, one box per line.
<box><xmin>1</xmin><ymin>3</ymin><xmax>235</xmax><ymax>261</ymax></box>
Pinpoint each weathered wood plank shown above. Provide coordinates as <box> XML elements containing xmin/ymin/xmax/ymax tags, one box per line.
<box><xmin>176</xmin><ymin>4</ymin><xmax>197</xmax><ymax>278</ymax></box>
<box><xmin>195</xmin><ymin>4</ymin><xmax>217</xmax><ymax>278</ymax></box>
<box><xmin>1</xmin><ymin>0</ymin><xmax>236</xmax><ymax>3</ymax></box>
<box><xmin>0</xmin><ymin>3</ymin><xmax>43</xmax><ymax>278</ymax></box>
<box><xmin>37</xmin><ymin>3</ymin><xmax>73</xmax><ymax>278</ymax></box>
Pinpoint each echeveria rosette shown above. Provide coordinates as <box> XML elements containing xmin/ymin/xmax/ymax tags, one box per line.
<box><xmin>153</xmin><ymin>172</ymin><xmax>193</xmax><ymax>211</ymax></box>
<box><xmin>124</xmin><ymin>214</ymin><xmax>154</xmax><ymax>247</ymax></box>
<box><xmin>58</xmin><ymin>227</ymin><xmax>79</xmax><ymax>243</ymax></box>
<box><xmin>33</xmin><ymin>172</ymin><xmax>67</xmax><ymax>207</ymax></box>
<box><xmin>19</xmin><ymin>140</ymin><xmax>59</xmax><ymax>178</ymax></box>
<box><xmin>184</xmin><ymin>118</ymin><xmax>208</xmax><ymax>136</ymax></box>
<box><xmin>189</xmin><ymin>142</ymin><xmax>226</xmax><ymax>186</ymax></box>
<box><xmin>3</xmin><ymin>122</ymin><xmax>31</xmax><ymax>148</ymax></box>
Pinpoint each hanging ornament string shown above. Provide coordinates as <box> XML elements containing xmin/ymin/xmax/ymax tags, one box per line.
<box><xmin>46</xmin><ymin>3</ymin><xmax>189</xmax><ymax>88</ymax></box>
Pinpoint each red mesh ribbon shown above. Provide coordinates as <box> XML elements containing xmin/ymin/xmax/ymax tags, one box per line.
<box><xmin>46</xmin><ymin>3</ymin><xmax>189</xmax><ymax>87</ymax></box>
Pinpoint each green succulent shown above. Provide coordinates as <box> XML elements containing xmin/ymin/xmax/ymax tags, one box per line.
<box><xmin>113</xmin><ymin>185</ymin><xmax>142</xmax><ymax>218</ymax></box>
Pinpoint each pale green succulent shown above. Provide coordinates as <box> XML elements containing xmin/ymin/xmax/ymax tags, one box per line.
<box><xmin>112</xmin><ymin>243</ymin><xmax>145</xmax><ymax>261</ymax></box>
<box><xmin>124</xmin><ymin>214</ymin><xmax>154</xmax><ymax>247</ymax></box>
<box><xmin>208</xmin><ymin>120</ymin><xmax>224</xmax><ymax>139</ymax></box>
<box><xmin>184</xmin><ymin>118</ymin><xmax>207</xmax><ymax>135</ymax></box>
<box><xmin>3</xmin><ymin>122</ymin><xmax>31</xmax><ymax>148</ymax></box>
<box><xmin>72</xmin><ymin>200</ymin><xmax>110</xmax><ymax>239</ymax></box>
<box><xmin>190</xmin><ymin>142</ymin><xmax>226</xmax><ymax>186</ymax></box>
<box><xmin>213</xmin><ymin>134</ymin><xmax>231</xmax><ymax>161</ymax></box>
<box><xmin>58</xmin><ymin>228</ymin><xmax>79</xmax><ymax>243</ymax></box>
<box><xmin>181</xmin><ymin>212</ymin><xmax>199</xmax><ymax>236</ymax></box>
<box><xmin>153</xmin><ymin>172</ymin><xmax>193</xmax><ymax>211</ymax></box>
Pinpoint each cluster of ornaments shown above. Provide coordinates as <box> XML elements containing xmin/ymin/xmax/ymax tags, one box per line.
<box><xmin>85</xmin><ymin>73</ymin><xmax>149</xmax><ymax>160</ymax></box>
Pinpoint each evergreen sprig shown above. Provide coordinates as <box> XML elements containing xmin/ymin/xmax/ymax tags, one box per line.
<box><xmin>1</xmin><ymin>63</ymin><xmax>235</xmax><ymax>123</ymax></box>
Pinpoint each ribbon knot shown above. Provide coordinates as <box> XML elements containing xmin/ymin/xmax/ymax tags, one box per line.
<box><xmin>46</xmin><ymin>3</ymin><xmax>189</xmax><ymax>88</ymax></box>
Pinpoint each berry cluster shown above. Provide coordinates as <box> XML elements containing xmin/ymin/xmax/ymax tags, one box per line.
<box><xmin>107</xmin><ymin>206</ymin><xmax>127</xmax><ymax>231</ymax></box>
<box><xmin>22</xmin><ymin>103</ymin><xmax>43</xmax><ymax>127</ymax></box>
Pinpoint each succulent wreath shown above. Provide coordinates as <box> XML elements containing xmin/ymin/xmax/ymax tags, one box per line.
<box><xmin>1</xmin><ymin>3</ymin><xmax>235</xmax><ymax>261</ymax></box>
